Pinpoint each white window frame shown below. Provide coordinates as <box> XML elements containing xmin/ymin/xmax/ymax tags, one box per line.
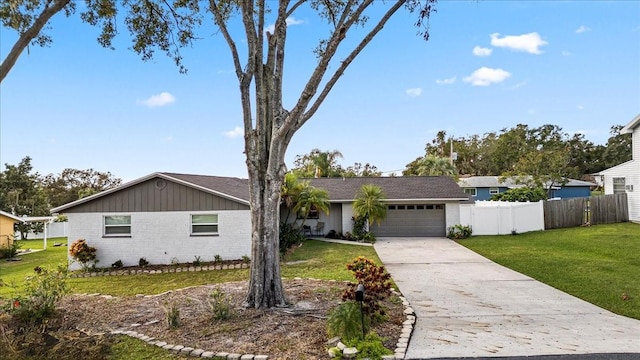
<box><xmin>103</xmin><ymin>215</ymin><xmax>131</xmax><ymax>237</ymax></box>
<box><xmin>191</xmin><ymin>214</ymin><xmax>219</xmax><ymax>236</ymax></box>
<box><xmin>463</xmin><ymin>188</ymin><xmax>477</xmax><ymax>197</ymax></box>
<box><xmin>489</xmin><ymin>187</ymin><xmax>499</xmax><ymax>195</ymax></box>
<box><xmin>613</xmin><ymin>177</ymin><xmax>626</xmax><ymax>194</ymax></box>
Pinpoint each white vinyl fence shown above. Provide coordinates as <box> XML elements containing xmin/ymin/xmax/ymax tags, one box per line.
<box><xmin>19</xmin><ymin>221</ymin><xmax>68</xmax><ymax>239</ymax></box>
<box><xmin>460</xmin><ymin>201</ymin><xmax>544</xmax><ymax>236</ymax></box>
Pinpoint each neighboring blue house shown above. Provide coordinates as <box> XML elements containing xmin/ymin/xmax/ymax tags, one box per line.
<box><xmin>457</xmin><ymin>176</ymin><xmax>595</xmax><ymax>201</ymax></box>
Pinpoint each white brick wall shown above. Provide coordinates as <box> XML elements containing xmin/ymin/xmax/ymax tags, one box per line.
<box><xmin>66</xmin><ymin>210</ymin><xmax>252</xmax><ymax>270</ymax></box>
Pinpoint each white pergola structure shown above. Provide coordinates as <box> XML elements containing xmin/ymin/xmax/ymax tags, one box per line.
<box><xmin>21</xmin><ymin>216</ymin><xmax>56</xmax><ymax>250</ymax></box>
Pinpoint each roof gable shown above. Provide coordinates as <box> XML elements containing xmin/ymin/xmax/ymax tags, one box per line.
<box><xmin>621</xmin><ymin>113</ymin><xmax>640</xmax><ymax>134</ymax></box>
<box><xmin>0</xmin><ymin>210</ymin><xmax>23</xmax><ymax>222</ymax></box>
<box><xmin>51</xmin><ymin>172</ymin><xmax>250</xmax><ymax>213</ymax></box>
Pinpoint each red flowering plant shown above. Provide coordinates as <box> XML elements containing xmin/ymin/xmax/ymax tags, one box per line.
<box><xmin>69</xmin><ymin>239</ymin><xmax>98</xmax><ymax>271</ymax></box>
<box><xmin>342</xmin><ymin>256</ymin><xmax>393</xmax><ymax>319</ymax></box>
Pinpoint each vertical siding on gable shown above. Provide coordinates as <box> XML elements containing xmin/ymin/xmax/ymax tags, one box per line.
<box><xmin>64</xmin><ymin>178</ymin><xmax>249</xmax><ymax>213</ymax></box>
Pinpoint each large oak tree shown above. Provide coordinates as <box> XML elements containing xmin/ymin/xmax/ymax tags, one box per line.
<box><xmin>1</xmin><ymin>0</ymin><xmax>438</xmax><ymax>308</ymax></box>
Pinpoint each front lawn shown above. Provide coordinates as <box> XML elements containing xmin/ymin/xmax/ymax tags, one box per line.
<box><xmin>0</xmin><ymin>238</ymin><xmax>68</xmax><ymax>296</ymax></box>
<box><xmin>459</xmin><ymin>222</ymin><xmax>640</xmax><ymax>319</ymax></box>
<box><xmin>1</xmin><ymin>238</ymin><xmax>379</xmax><ymax>297</ymax></box>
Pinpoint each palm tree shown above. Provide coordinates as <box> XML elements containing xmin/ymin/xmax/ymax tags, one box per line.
<box><xmin>281</xmin><ymin>173</ymin><xmax>305</xmax><ymax>222</ymax></box>
<box><xmin>415</xmin><ymin>155</ymin><xmax>457</xmax><ymax>176</ymax></box>
<box><xmin>353</xmin><ymin>184</ymin><xmax>387</xmax><ymax>227</ymax></box>
<box><xmin>293</xmin><ymin>185</ymin><xmax>330</xmax><ymax>227</ymax></box>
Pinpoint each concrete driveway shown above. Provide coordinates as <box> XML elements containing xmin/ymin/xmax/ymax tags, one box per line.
<box><xmin>374</xmin><ymin>237</ymin><xmax>640</xmax><ymax>359</ymax></box>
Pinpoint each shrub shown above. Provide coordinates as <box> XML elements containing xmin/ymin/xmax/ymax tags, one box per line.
<box><xmin>164</xmin><ymin>302</ymin><xmax>180</xmax><ymax>329</ymax></box>
<box><xmin>214</xmin><ymin>254</ymin><xmax>222</xmax><ymax>263</ymax></box>
<box><xmin>193</xmin><ymin>256</ymin><xmax>202</xmax><ymax>266</ymax></box>
<box><xmin>0</xmin><ymin>238</ymin><xmax>21</xmax><ymax>259</ymax></box>
<box><xmin>3</xmin><ymin>265</ymin><xmax>68</xmax><ymax>324</ymax></box>
<box><xmin>327</xmin><ymin>301</ymin><xmax>370</xmax><ymax>342</ymax></box>
<box><xmin>208</xmin><ymin>288</ymin><xmax>232</xmax><ymax>321</ymax></box>
<box><xmin>350</xmin><ymin>216</ymin><xmax>377</xmax><ymax>243</ymax></box>
<box><xmin>279</xmin><ymin>222</ymin><xmax>305</xmax><ymax>254</ymax></box>
<box><xmin>490</xmin><ymin>186</ymin><xmax>547</xmax><ymax>202</ymax></box>
<box><xmin>342</xmin><ymin>257</ymin><xmax>392</xmax><ymax>318</ymax></box>
<box><xmin>447</xmin><ymin>224</ymin><xmax>472</xmax><ymax>240</ymax></box>
<box><xmin>138</xmin><ymin>257</ymin><xmax>149</xmax><ymax>267</ymax></box>
<box><xmin>111</xmin><ymin>260</ymin><xmax>124</xmax><ymax>269</ymax></box>
<box><xmin>345</xmin><ymin>332</ymin><xmax>394</xmax><ymax>359</ymax></box>
<box><xmin>69</xmin><ymin>239</ymin><xmax>98</xmax><ymax>271</ymax></box>
<box><xmin>241</xmin><ymin>255</ymin><xmax>250</xmax><ymax>263</ymax></box>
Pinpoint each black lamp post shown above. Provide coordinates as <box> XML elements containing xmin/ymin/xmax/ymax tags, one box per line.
<box><xmin>355</xmin><ymin>283</ymin><xmax>365</xmax><ymax>339</ymax></box>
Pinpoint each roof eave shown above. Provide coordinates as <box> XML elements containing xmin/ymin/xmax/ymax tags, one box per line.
<box><xmin>621</xmin><ymin>113</ymin><xmax>640</xmax><ymax>134</ymax></box>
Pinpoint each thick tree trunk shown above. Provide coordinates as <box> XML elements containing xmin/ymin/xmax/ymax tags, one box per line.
<box><xmin>244</xmin><ymin>146</ymin><xmax>289</xmax><ymax>308</ymax></box>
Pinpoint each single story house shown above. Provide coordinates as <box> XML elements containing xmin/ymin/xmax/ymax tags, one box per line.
<box><xmin>0</xmin><ymin>210</ymin><xmax>23</xmax><ymax>248</ymax></box>
<box><xmin>52</xmin><ymin>173</ymin><xmax>468</xmax><ymax>269</ymax></box>
<box><xmin>457</xmin><ymin>176</ymin><xmax>595</xmax><ymax>201</ymax></box>
<box><xmin>596</xmin><ymin>114</ymin><xmax>639</xmax><ymax>223</ymax></box>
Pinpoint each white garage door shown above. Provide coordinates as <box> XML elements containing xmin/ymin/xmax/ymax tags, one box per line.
<box><xmin>372</xmin><ymin>204</ymin><xmax>446</xmax><ymax>237</ymax></box>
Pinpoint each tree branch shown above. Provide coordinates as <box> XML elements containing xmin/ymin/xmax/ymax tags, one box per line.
<box><xmin>300</xmin><ymin>0</ymin><xmax>406</xmax><ymax>129</ymax></box>
<box><xmin>0</xmin><ymin>0</ymin><xmax>71</xmax><ymax>83</ymax></box>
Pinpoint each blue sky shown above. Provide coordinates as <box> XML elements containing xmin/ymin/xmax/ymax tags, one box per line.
<box><xmin>1</xmin><ymin>1</ymin><xmax>639</xmax><ymax>181</ymax></box>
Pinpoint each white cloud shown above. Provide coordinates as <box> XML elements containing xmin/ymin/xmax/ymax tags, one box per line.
<box><xmin>511</xmin><ymin>81</ymin><xmax>527</xmax><ymax>89</ymax></box>
<box><xmin>435</xmin><ymin>76</ymin><xmax>456</xmax><ymax>85</ymax></box>
<box><xmin>405</xmin><ymin>88</ymin><xmax>423</xmax><ymax>97</ymax></box>
<box><xmin>138</xmin><ymin>92</ymin><xmax>176</xmax><ymax>108</ymax></box>
<box><xmin>577</xmin><ymin>105</ymin><xmax>584</xmax><ymax>110</ymax></box>
<box><xmin>463</xmin><ymin>67</ymin><xmax>511</xmax><ymax>86</ymax></box>
<box><xmin>490</xmin><ymin>32</ymin><xmax>548</xmax><ymax>54</ymax></box>
<box><xmin>224</xmin><ymin>126</ymin><xmax>244</xmax><ymax>139</ymax></box>
<box><xmin>472</xmin><ymin>46</ymin><xmax>492</xmax><ymax>57</ymax></box>
<box><xmin>575</xmin><ymin>25</ymin><xmax>591</xmax><ymax>34</ymax></box>
<box><xmin>265</xmin><ymin>16</ymin><xmax>304</xmax><ymax>34</ymax></box>
<box><xmin>561</xmin><ymin>50</ymin><xmax>572</xmax><ymax>57</ymax></box>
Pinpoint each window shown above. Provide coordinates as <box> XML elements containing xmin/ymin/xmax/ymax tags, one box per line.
<box><xmin>191</xmin><ymin>214</ymin><xmax>219</xmax><ymax>235</ymax></box>
<box><xmin>297</xmin><ymin>205</ymin><xmax>319</xmax><ymax>219</ymax></box>
<box><xmin>489</xmin><ymin>188</ymin><xmax>499</xmax><ymax>195</ymax></box>
<box><xmin>463</xmin><ymin>188</ymin><xmax>477</xmax><ymax>197</ymax></box>
<box><xmin>388</xmin><ymin>205</ymin><xmax>396</xmax><ymax>210</ymax></box>
<box><xmin>407</xmin><ymin>205</ymin><xmax>415</xmax><ymax>210</ymax></box>
<box><xmin>104</xmin><ymin>215</ymin><xmax>131</xmax><ymax>236</ymax></box>
<box><xmin>416</xmin><ymin>205</ymin><xmax>425</xmax><ymax>210</ymax></box>
<box><xmin>613</xmin><ymin>178</ymin><xmax>626</xmax><ymax>194</ymax></box>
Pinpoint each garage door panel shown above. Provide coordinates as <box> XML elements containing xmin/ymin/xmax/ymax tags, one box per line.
<box><xmin>372</xmin><ymin>204</ymin><xmax>446</xmax><ymax>237</ymax></box>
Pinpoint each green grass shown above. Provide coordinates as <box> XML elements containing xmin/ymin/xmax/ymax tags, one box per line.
<box><xmin>108</xmin><ymin>336</ymin><xmax>189</xmax><ymax>360</ymax></box>
<box><xmin>1</xmin><ymin>238</ymin><xmax>375</xmax><ymax>297</ymax></box>
<box><xmin>0</xmin><ymin>238</ymin><xmax>68</xmax><ymax>295</ymax></box>
<box><xmin>459</xmin><ymin>222</ymin><xmax>640</xmax><ymax>319</ymax></box>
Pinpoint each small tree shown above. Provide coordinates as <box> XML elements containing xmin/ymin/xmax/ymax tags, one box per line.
<box><xmin>353</xmin><ymin>184</ymin><xmax>387</xmax><ymax>228</ymax></box>
<box><xmin>68</xmin><ymin>239</ymin><xmax>98</xmax><ymax>271</ymax></box>
<box><xmin>490</xmin><ymin>187</ymin><xmax>547</xmax><ymax>202</ymax></box>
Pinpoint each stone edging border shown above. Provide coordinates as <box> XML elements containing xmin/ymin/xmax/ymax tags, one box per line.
<box><xmin>69</xmin><ymin>263</ymin><xmax>250</xmax><ymax>278</ymax></box>
<box><xmin>74</xmin><ymin>278</ymin><xmax>416</xmax><ymax>360</ymax></box>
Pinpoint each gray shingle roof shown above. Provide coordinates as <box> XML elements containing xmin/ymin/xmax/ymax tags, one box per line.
<box><xmin>457</xmin><ymin>176</ymin><xmax>596</xmax><ymax>188</ymax></box>
<box><xmin>161</xmin><ymin>172</ymin><xmax>250</xmax><ymax>202</ymax></box>
<box><xmin>52</xmin><ymin>173</ymin><xmax>468</xmax><ymax>213</ymax></box>
<box><xmin>307</xmin><ymin>176</ymin><xmax>467</xmax><ymax>201</ymax></box>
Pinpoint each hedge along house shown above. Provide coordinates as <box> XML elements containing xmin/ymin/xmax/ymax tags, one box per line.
<box><xmin>51</xmin><ymin>173</ymin><xmax>252</xmax><ymax>270</ymax></box>
<box><xmin>303</xmin><ymin>176</ymin><xmax>470</xmax><ymax>237</ymax></box>
<box><xmin>0</xmin><ymin>210</ymin><xmax>23</xmax><ymax>249</ymax></box>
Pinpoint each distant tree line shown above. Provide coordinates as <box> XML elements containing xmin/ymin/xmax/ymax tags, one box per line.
<box><xmin>404</xmin><ymin>124</ymin><xmax>631</xmax><ymax>178</ymax></box>
<box><xmin>0</xmin><ymin>156</ymin><xmax>121</xmax><ymax>237</ymax></box>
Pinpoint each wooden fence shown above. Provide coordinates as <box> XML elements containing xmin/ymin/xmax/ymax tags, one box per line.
<box><xmin>544</xmin><ymin>193</ymin><xmax>628</xmax><ymax>230</ymax></box>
